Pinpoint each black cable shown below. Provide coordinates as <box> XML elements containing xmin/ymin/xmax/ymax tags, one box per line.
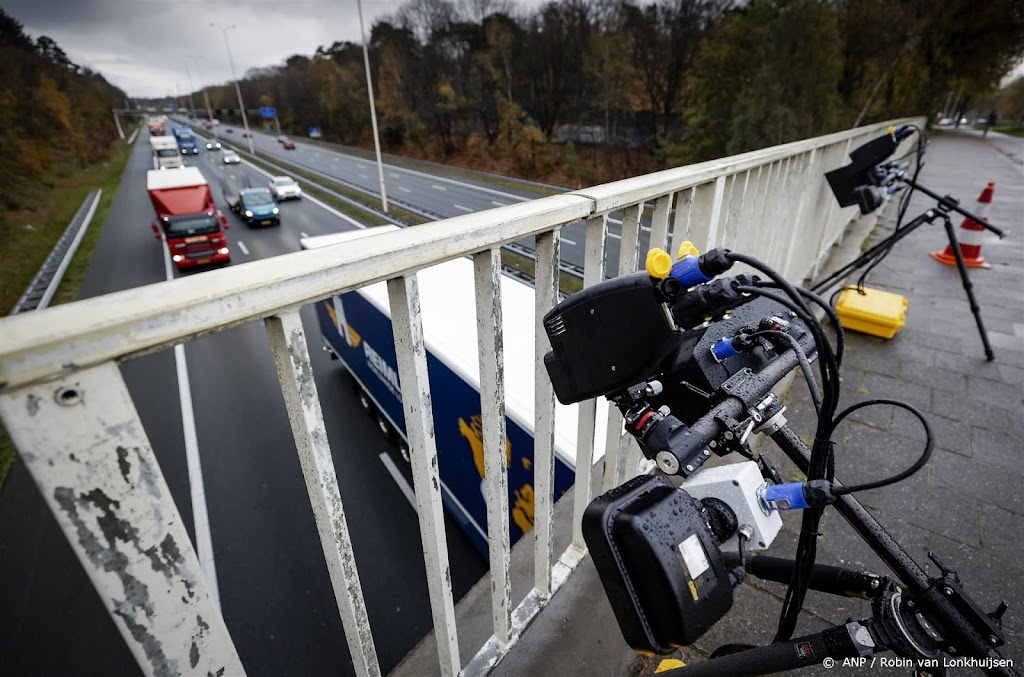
<box><xmin>830</xmin><ymin>399</ymin><xmax>933</xmax><ymax>494</ymax></box>
<box><xmin>854</xmin><ymin>126</ymin><xmax>926</xmax><ymax>290</ymax></box>
<box><xmin>748</xmin><ymin>330</ymin><xmax>822</xmax><ymax>414</ymax></box>
<box><xmin>756</xmin><ymin>282</ymin><xmax>845</xmax><ymax>368</ymax></box>
<box><xmin>726</xmin><ymin>253</ymin><xmax>841</xmax><ymax>642</ymax></box>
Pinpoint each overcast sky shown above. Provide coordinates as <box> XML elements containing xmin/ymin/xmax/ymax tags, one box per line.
<box><xmin>3</xmin><ymin>0</ymin><xmax>543</xmax><ymax>98</ymax></box>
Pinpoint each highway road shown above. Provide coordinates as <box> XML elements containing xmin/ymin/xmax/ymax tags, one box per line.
<box><xmin>201</xmin><ymin>120</ymin><xmax>667</xmax><ymax>274</ymax></box>
<box><xmin>0</xmin><ymin>132</ymin><xmax>487</xmax><ymax>675</ymax></box>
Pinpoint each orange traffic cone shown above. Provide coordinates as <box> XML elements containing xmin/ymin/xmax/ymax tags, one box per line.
<box><xmin>929</xmin><ymin>182</ymin><xmax>994</xmax><ymax>269</ymax></box>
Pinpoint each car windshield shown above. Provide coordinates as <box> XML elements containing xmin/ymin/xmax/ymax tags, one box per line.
<box><xmin>244</xmin><ymin>192</ymin><xmax>274</xmax><ymax>206</ymax></box>
<box><xmin>273</xmin><ymin>178</ymin><xmax>295</xmax><ymax>186</ymax></box>
<box><xmin>224</xmin><ymin>152</ymin><xmax>238</xmax><ymax>158</ymax></box>
<box><xmin>156</xmin><ymin>149</ymin><xmax>178</xmax><ymax>157</ymax></box>
<box><xmin>163</xmin><ymin>214</ymin><xmax>219</xmax><ymax>236</ymax></box>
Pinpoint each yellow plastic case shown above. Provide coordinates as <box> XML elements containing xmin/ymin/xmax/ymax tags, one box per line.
<box><xmin>834</xmin><ymin>287</ymin><xmax>909</xmax><ymax>339</ymax></box>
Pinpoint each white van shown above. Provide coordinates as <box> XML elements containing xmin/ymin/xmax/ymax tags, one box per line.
<box><xmin>151</xmin><ymin>135</ymin><xmax>183</xmax><ymax>170</ymax></box>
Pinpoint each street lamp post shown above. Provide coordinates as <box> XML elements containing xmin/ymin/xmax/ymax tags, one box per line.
<box><xmin>187</xmin><ymin>56</ymin><xmax>216</xmax><ymax>126</ymax></box>
<box><xmin>183</xmin><ymin>63</ymin><xmax>198</xmax><ymax>117</ymax></box>
<box><xmin>211</xmin><ymin>23</ymin><xmax>255</xmax><ymax>155</ymax></box>
<box><xmin>357</xmin><ymin>0</ymin><xmax>388</xmax><ymax>213</ymax></box>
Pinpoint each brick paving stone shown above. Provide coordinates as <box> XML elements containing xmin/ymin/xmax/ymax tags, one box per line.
<box><xmin>924</xmin><ymin>448</ymin><xmax>1024</xmax><ymax>516</ymax></box>
<box><xmin>971</xmin><ymin>428</ymin><xmax>1023</xmax><ymax>472</ymax></box>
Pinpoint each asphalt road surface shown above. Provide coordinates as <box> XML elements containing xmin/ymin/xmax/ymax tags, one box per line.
<box><xmin>0</xmin><ymin>131</ymin><xmax>488</xmax><ymax>676</ymax></box>
<box><xmin>201</xmin><ymin>120</ymin><xmax>670</xmax><ymax>274</ymax></box>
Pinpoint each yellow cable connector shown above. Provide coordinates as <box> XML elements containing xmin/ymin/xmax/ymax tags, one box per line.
<box><xmin>646</xmin><ymin>248</ymin><xmax>673</xmax><ymax>279</ymax></box>
<box><xmin>655</xmin><ymin>658</ymin><xmax>687</xmax><ymax>673</ymax></box>
<box><xmin>888</xmin><ymin>125</ymin><xmax>896</xmax><ymax>138</ymax></box>
<box><xmin>677</xmin><ymin>240</ymin><xmax>699</xmax><ymax>259</ymax></box>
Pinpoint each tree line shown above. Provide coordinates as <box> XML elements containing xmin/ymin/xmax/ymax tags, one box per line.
<box><xmin>185</xmin><ymin>0</ymin><xmax>1023</xmax><ymax>183</ymax></box>
<box><xmin>0</xmin><ymin>9</ymin><xmax>128</xmax><ymax>207</ymax></box>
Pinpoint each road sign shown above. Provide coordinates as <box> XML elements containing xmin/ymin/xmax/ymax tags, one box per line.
<box><xmin>168</xmin><ymin>102</ymin><xmax>177</xmax><ymax>111</ymax></box>
<box><xmin>308</xmin><ymin>127</ymin><xmax>322</xmax><ymax>139</ymax></box>
<box><xmin>260</xmin><ymin>106</ymin><xmax>277</xmax><ymax>119</ymax></box>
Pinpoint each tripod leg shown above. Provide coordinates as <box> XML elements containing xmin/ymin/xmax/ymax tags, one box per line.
<box><xmin>942</xmin><ymin>217</ymin><xmax>995</xmax><ymax>361</ymax></box>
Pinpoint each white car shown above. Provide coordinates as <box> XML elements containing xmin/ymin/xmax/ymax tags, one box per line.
<box><xmin>206</xmin><ymin>140</ymin><xmax>222</xmax><ymax>150</ymax></box>
<box><xmin>223</xmin><ymin>150</ymin><xmax>241</xmax><ymax>164</ymax></box>
<box><xmin>270</xmin><ymin>176</ymin><xmax>302</xmax><ymax>200</ymax></box>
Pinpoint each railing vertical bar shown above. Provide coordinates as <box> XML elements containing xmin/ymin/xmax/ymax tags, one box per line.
<box><xmin>0</xmin><ymin>363</ymin><xmax>244</xmax><ymax>677</ymax></box>
<box><xmin>618</xmin><ymin>203</ymin><xmax>643</xmax><ymax>273</ymax></box>
<box><xmin>741</xmin><ymin>165</ymin><xmax>765</xmax><ymax>247</ymax></box>
<box><xmin>766</xmin><ymin>156</ymin><xmax>795</xmax><ymax>268</ymax></box>
<box><xmin>781</xmin><ymin>149</ymin><xmax>819</xmax><ymax>279</ymax></box>
<box><xmin>572</xmin><ymin>214</ymin><xmax>607</xmax><ymax>550</ymax></box>
<box><xmin>649</xmin><ymin>194</ymin><xmax>672</xmax><ymax>252</ymax></box>
<box><xmin>265</xmin><ymin>310</ymin><xmax>380</xmax><ymax>677</ymax></box>
<box><xmin>748</xmin><ymin>163</ymin><xmax>777</xmax><ymax>265</ymax></box>
<box><xmin>600</xmin><ymin>409</ymin><xmax>624</xmax><ymax>492</ymax></box>
<box><xmin>533</xmin><ymin>229</ymin><xmax>560</xmax><ymax>598</ymax></box>
<box><xmin>703</xmin><ymin>175</ymin><xmax>728</xmax><ymax>249</ymax></box>
<box><xmin>670</xmin><ymin>188</ymin><xmax>694</xmax><ymax>256</ymax></box>
<box><xmin>600</xmin><ymin>202</ymin><xmax>641</xmax><ymax>491</ymax></box>
<box><xmin>473</xmin><ymin>247</ymin><xmax>512</xmax><ymax>646</ymax></box>
<box><xmin>730</xmin><ymin>169</ymin><xmax>755</xmax><ymax>250</ymax></box>
<box><xmin>387</xmin><ymin>274</ymin><xmax>461</xmax><ymax>675</ymax></box>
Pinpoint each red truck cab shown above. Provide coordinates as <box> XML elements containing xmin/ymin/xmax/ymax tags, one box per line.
<box><xmin>147</xmin><ymin>168</ymin><xmax>231</xmax><ymax>269</ymax></box>
<box><xmin>148</xmin><ymin>121</ymin><xmax>165</xmax><ymax>136</ymax></box>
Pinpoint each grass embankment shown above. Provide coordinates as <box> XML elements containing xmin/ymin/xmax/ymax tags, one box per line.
<box><xmin>0</xmin><ymin>134</ymin><xmax>135</xmax><ymax>491</ymax></box>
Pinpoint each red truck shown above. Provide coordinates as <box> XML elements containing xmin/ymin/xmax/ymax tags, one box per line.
<box><xmin>147</xmin><ymin>168</ymin><xmax>231</xmax><ymax>269</ymax></box>
<box><xmin>148</xmin><ymin>121</ymin><xmax>166</xmax><ymax>136</ymax></box>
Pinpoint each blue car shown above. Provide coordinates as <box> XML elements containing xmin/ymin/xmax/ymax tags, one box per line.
<box><xmin>233</xmin><ymin>188</ymin><xmax>280</xmax><ymax>227</ymax></box>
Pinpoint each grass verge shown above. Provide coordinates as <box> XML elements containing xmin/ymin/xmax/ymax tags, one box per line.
<box><xmin>0</xmin><ymin>134</ymin><xmax>135</xmax><ymax>492</ymax></box>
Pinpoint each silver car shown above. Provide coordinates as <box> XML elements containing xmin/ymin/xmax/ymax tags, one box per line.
<box><xmin>222</xmin><ymin>150</ymin><xmax>241</xmax><ymax>164</ymax></box>
<box><xmin>206</xmin><ymin>140</ymin><xmax>222</xmax><ymax>150</ymax></box>
<box><xmin>270</xmin><ymin>176</ymin><xmax>302</xmax><ymax>200</ymax></box>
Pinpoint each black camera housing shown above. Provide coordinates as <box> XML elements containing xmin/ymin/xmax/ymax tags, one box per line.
<box><xmin>583</xmin><ymin>474</ymin><xmax>734</xmax><ymax>654</ymax></box>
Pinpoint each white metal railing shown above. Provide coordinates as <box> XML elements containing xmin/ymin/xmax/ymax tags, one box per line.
<box><xmin>0</xmin><ymin>117</ymin><xmax>923</xmax><ymax>676</ymax></box>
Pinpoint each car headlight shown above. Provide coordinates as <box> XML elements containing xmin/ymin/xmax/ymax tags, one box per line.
<box><xmin>244</xmin><ymin>210</ymin><xmax>253</xmax><ymax>217</ymax></box>
<box><xmin>172</xmin><ymin>254</ymin><xmax>184</xmax><ymax>262</ymax></box>
<box><xmin>217</xmin><ymin>247</ymin><xmax>230</xmax><ymax>255</ymax></box>
<box><xmin>272</xmin><ymin>207</ymin><xmax>279</xmax><ymax>214</ymax></box>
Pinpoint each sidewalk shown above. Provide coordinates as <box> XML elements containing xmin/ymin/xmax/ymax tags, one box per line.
<box><xmin>672</xmin><ymin>129</ymin><xmax>1024</xmax><ymax>674</ymax></box>
<box><xmin>394</xmin><ymin>131</ymin><xmax>1023</xmax><ymax>677</ymax></box>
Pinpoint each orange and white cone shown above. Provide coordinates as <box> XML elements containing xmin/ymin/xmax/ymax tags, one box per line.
<box><xmin>929</xmin><ymin>181</ymin><xmax>994</xmax><ymax>269</ymax></box>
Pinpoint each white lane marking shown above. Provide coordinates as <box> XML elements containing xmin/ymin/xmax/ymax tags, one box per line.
<box><xmin>359</xmin><ymin>174</ymin><xmax>369</xmax><ymax>179</ymax></box>
<box><xmin>491</xmin><ymin>201</ymin><xmax>507</xmax><ymax>207</ymax></box>
<box><xmin>398</xmin><ymin>186</ymin><xmax>412</xmax><ymax>193</ymax></box>
<box><xmin>357</xmin><ymin>164</ymin><xmax>366</xmax><ymax>169</ymax></box>
<box><xmin>237</xmin><ymin>240</ymin><xmax>250</xmax><ymax>256</ymax></box>
<box><xmin>392</xmin><ymin>164</ymin><xmax>533</xmax><ymax>201</ymax></box>
<box><xmin>608</xmin><ymin>232</ymin><xmax>622</xmax><ymax>240</ymax></box>
<box><xmin>379</xmin><ymin>453</ymin><xmax>417</xmax><ymax>510</ymax></box>
<box><xmin>241</xmin><ymin>158</ymin><xmax>366</xmax><ymax>229</ymax></box>
<box><xmin>389</xmin><ymin>173</ymin><xmax>399</xmax><ymax>179</ymax></box>
<box><xmin>453</xmin><ymin>204</ymin><xmax>472</xmax><ymax>212</ymax></box>
<box><xmin>608</xmin><ymin>217</ymin><xmax>622</xmax><ymax>225</ymax></box>
<box><xmin>561</xmin><ymin>237</ymin><xmax>578</xmax><ymax>245</ymax></box>
<box><xmin>300</xmin><ymin>232</ymin><xmax>309</xmax><ymax>239</ymax></box>
<box><xmin>431</xmin><ymin>184</ymin><xmax>447</xmax><ymax>191</ymax></box>
<box><xmin>160</xmin><ymin>237</ymin><xmax>220</xmax><ymax>609</ymax></box>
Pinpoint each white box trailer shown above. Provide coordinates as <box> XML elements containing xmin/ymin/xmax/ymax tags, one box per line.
<box><xmin>302</xmin><ymin>225</ymin><xmax>608</xmax><ymax>556</ymax></box>
<box><xmin>150</xmin><ymin>135</ymin><xmax>182</xmax><ymax>170</ymax></box>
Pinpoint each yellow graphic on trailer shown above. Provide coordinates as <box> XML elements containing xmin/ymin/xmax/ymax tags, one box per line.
<box><xmin>458</xmin><ymin>414</ymin><xmax>536</xmax><ymax>533</ymax></box>
<box><xmin>324</xmin><ymin>299</ymin><xmax>361</xmax><ymax>348</ymax></box>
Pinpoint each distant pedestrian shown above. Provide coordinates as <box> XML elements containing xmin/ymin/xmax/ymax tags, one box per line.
<box><xmin>984</xmin><ymin>110</ymin><xmax>997</xmax><ymax>136</ymax></box>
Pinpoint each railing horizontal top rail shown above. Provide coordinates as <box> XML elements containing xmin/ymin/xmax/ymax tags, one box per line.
<box><xmin>0</xmin><ymin>195</ymin><xmax>592</xmax><ymax>391</ymax></box>
<box><xmin>573</xmin><ymin>119</ymin><xmax>917</xmax><ymax>213</ymax></box>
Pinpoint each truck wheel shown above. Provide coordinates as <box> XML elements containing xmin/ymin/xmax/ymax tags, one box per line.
<box><xmin>354</xmin><ymin>384</ymin><xmax>373</xmax><ymax>413</ymax></box>
<box><xmin>375</xmin><ymin>411</ymin><xmax>396</xmax><ymax>442</ymax></box>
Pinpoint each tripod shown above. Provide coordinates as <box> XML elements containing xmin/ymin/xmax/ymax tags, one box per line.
<box><xmin>646</xmin><ymin>361</ymin><xmax>1015</xmax><ymax>676</ymax></box>
<box><xmin>812</xmin><ymin>172</ymin><xmax>1006</xmax><ymax>361</ymax></box>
